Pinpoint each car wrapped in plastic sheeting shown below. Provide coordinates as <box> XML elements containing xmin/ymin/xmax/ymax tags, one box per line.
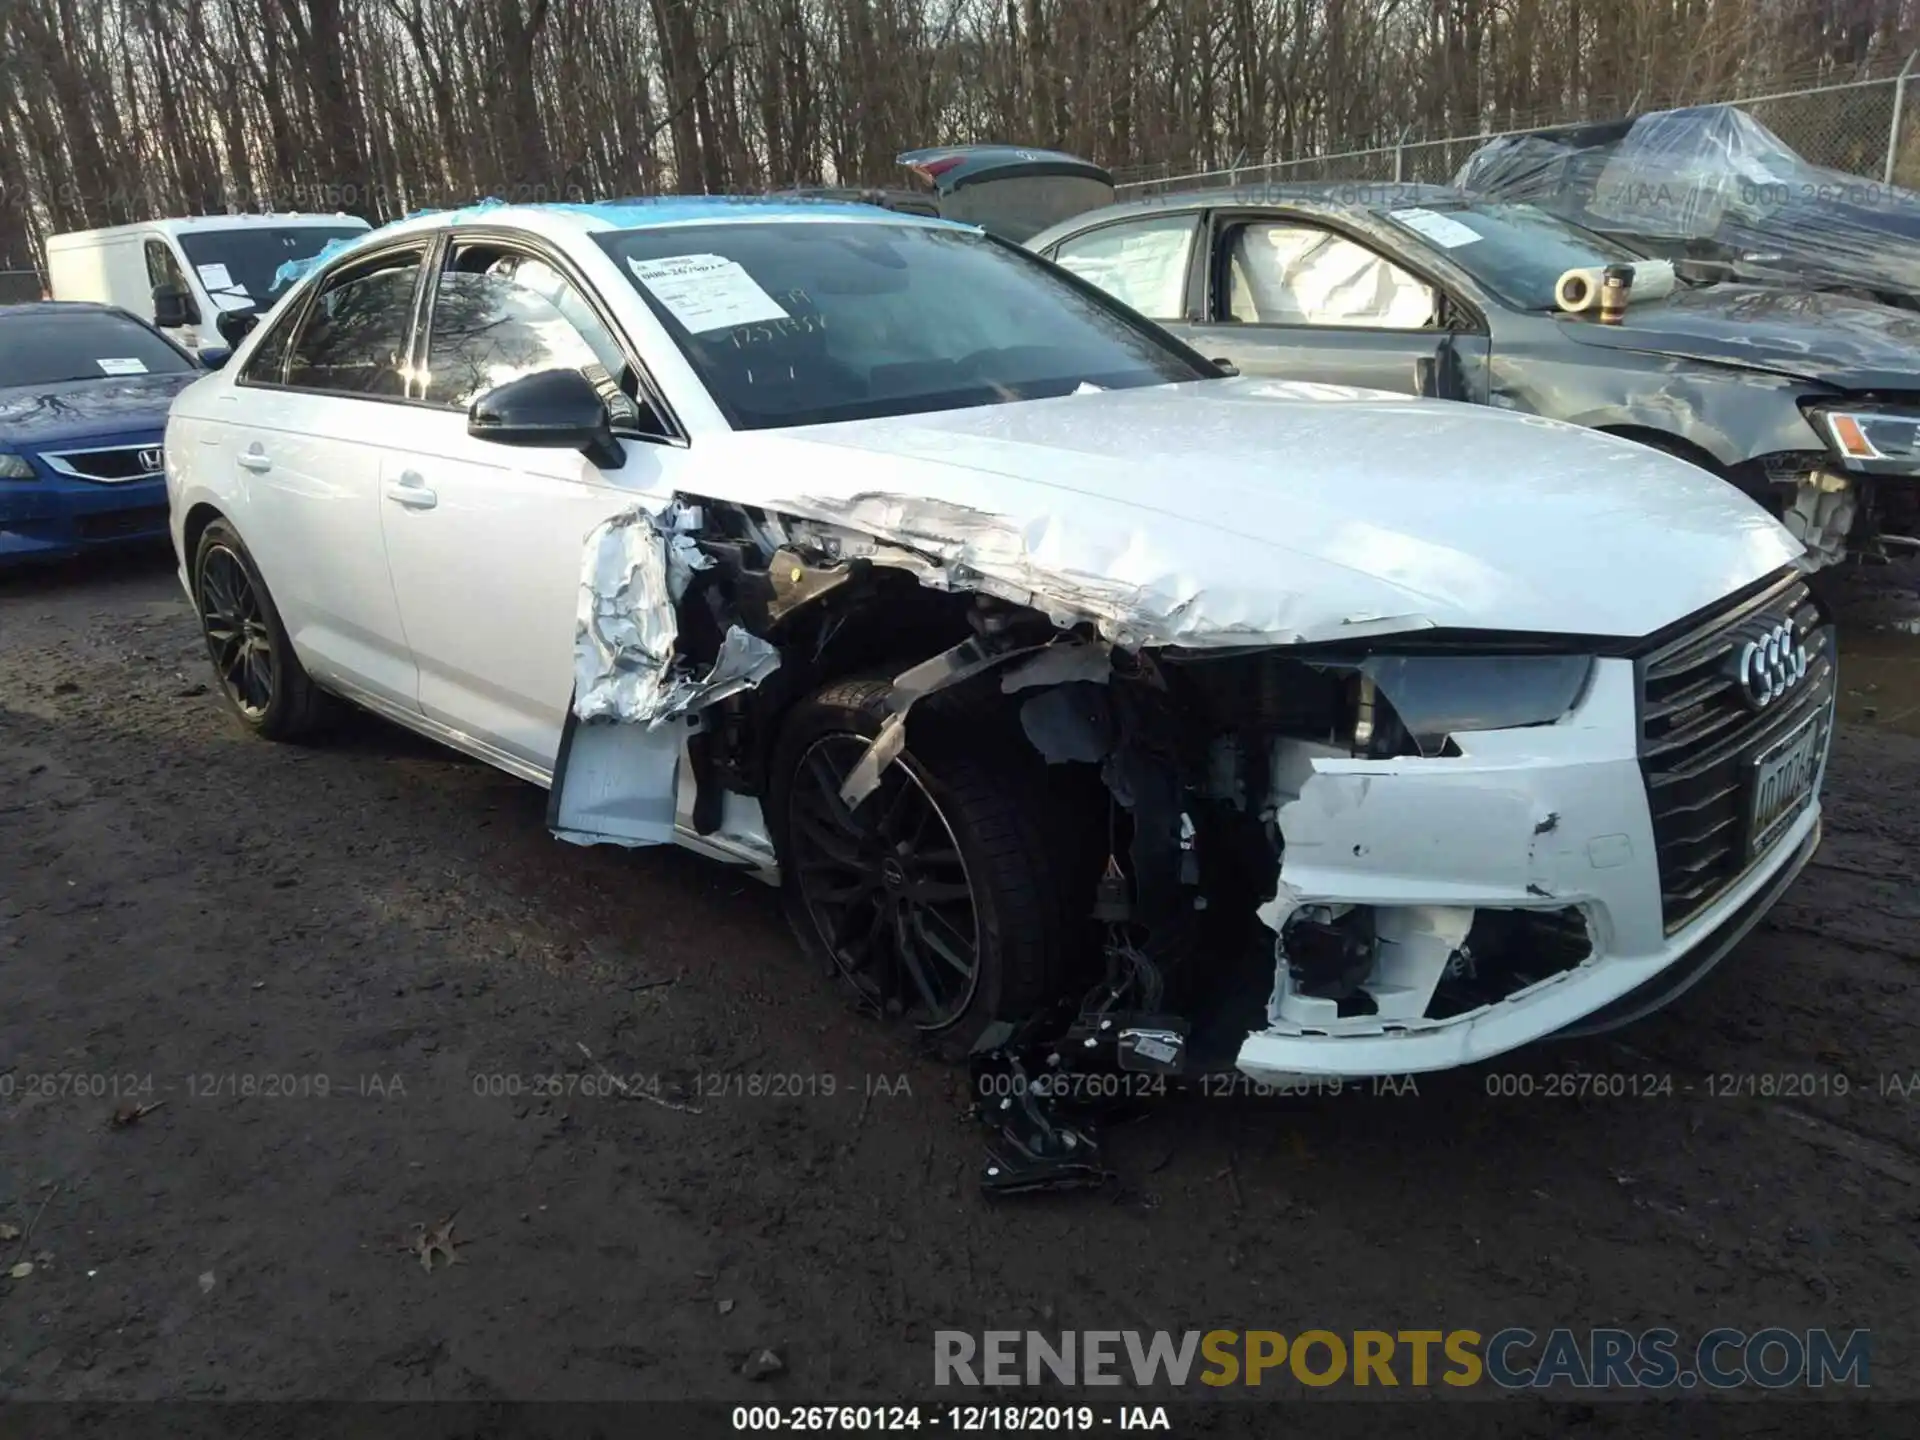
<box><xmin>1455</xmin><ymin>105</ymin><xmax>1920</xmax><ymax>311</ymax></box>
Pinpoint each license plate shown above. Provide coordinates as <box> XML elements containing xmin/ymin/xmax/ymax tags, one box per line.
<box><xmin>1746</xmin><ymin>707</ymin><xmax>1829</xmax><ymax>860</ymax></box>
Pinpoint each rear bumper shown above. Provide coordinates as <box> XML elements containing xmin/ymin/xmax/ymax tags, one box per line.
<box><xmin>0</xmin><ymin>475</ymin><xmax>170</xmax><ymax>564</ymax></box>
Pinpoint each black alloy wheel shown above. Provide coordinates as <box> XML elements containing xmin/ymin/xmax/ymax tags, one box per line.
<box><xmin>197</xmin><ymin>543</ymin><xmax>275</xmax><ymax>718</ymax></box>
<box><xmin>787</xmin><ymin>732</ymin><xmax>983</xmax><ymax>1030</ymax></box>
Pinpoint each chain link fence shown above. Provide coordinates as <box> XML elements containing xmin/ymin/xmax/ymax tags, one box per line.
<box><xmin>1113</xmin><ymin>65</ymin><xmax>1920</xmax><ymax>198</ymax></box>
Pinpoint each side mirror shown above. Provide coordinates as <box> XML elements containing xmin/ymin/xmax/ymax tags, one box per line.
<box><xmin>468</xmin><ymin>368</ymin><xmax>623</xmax><ymax>468</ymax></box>
<box><xmin>215</xmin><ymin>307</ymin><xmax>259</xmax><ymax>348</ymax></box>
<box><xmin>199</xmin><ymin>348</ymin><xmax>230</xmax><ymax>372</ymax></box>
<box><xmin>152</xmin><ymin>278</ymin><xmax>198</xmax><ymax>330</ymax></box>
<box><xmin>1210</xmin><ymin>357</ymin><xmax>1240</xmax><ymax>377</ymax></box>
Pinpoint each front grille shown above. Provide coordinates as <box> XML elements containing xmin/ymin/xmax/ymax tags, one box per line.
<box><xmin>41</xmin><ymin>443</ymin><xmax>163</xmax><ymax>483</ymax></box>
<box><xmin>1637</xmin><ymin>570</ymin><xmax>1836</xmax><ymax>933</ymax></box>
<box><xmin>75</xmin><ymin>505</ymin><xmax>168</xmax><ymax>540</ymax></box>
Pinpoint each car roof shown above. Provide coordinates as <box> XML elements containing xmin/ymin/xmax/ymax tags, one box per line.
<box><xmin>774</xmin><ymin>186</ymin><xmax>943</xmax><ymax>216</ymax></box>
<box><xmin>1025</xmin><ymin>182</ymin><xmax>1469</xmax><ymax>248</ymax></box>
<box><xmin>46</xmin><ymin>214</ymin><xmax>370</xmax><ymax>244</ymax></box>
<box><xmin>1061</xmin><ymin>182</ymin><xmax>1459</xmax><ymax>220</ymax></box>
<box><xmin>266</xmin><ymin>195</ymin><xmax>984</xmax><ymax>293</ymax></box>
<box><xmin>0</xmin><ymin>300</ymin><xmax>121</xmax><ymax>318</ymax></box>
<box><xmin>369</xmin><ymin>195</ymin><xmax>971</xmax><ymax>244</ymax></box>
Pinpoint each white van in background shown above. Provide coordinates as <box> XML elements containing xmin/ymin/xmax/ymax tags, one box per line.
<box><xmin>45</xmin><ymin>214</ymin><xmax>371</xmax><ymax>359</ymax></box>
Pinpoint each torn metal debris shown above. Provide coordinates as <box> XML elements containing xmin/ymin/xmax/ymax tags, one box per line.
<box><xmin>546</xmin><ymin>403</ymin><xmax>1823</xmax><ymax>1144</ymax></box>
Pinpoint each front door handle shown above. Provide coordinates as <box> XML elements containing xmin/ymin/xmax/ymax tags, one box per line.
<box><xmin>237</xmin><ymin>448</ymin><xmax>272</xmax><ymax>474</ymax></box>
<box><xmin>384</xmin><ymin>471</ymin><xmax>438</xmax><ymax>510</ymax></box>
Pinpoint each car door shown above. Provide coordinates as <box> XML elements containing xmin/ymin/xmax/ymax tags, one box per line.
<box><xmin>377</xmin><ymin>232</ymin><xmax>682</xmax><ymax>780</ymax></box>
<box><xmin>218</xmin><ymin>240</ymin><xmax>430</xmax><ymax>713</ymax></box>
<box><xmin>1180</xmin><ymin>214</ymin><xmax>1491</xmax><ymax>400</ymax></box>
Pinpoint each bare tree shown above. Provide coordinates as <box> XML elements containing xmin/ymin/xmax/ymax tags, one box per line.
<box><xmin>0</xmin><ymin>0</ymin><xmax>1914</xmax><ymax>268</ymax></box>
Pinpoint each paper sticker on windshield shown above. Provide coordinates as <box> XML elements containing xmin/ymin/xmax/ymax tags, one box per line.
<box><xmin>1389</xmin><ymin>208</ymin><xmax>1482</xmax><ymax>249</ymax></box>
<box><xmin>626</xmin><ymin>254</ymin><xmax>789</xmax><ymax>333</ymax></box>
<box><xmin>196</xmin><ymin>262</ymin><xmax>241</xmax><ymax>292</ymax></box>
<box><xmin>208</xmin><ymin>292</ymin><xmax>254</xmax><ymax>313</ymax></box>
<box><xmin>97</xmin><ymin>357</ymin><xmax>148</xmax><ymax>376</ymax></box>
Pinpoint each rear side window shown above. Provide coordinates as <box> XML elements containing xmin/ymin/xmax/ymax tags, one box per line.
<box><xmin>285</xmin><ymin>248</ymin><xmax>426</xmax><ymax>397</ymax></box>
<box><xmin>0</xmin><ymin>309</ymin><xmax>194</xmax><ymax>386</ymax></box>
<box><xmin>1050</xmin><ymin>215</ymin><xmax>1197</xmax><ymax>320</ymax></box>
<box><xmin>237</xmin><ymin>303</ymin><xmax>303</xmax><ymax>387</ymax></box>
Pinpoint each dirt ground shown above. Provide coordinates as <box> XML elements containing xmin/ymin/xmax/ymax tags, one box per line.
<box><xmin>2</xmin><ymin>546</ymin><xmax>1918</xmax><ymax>1424</ymax></box>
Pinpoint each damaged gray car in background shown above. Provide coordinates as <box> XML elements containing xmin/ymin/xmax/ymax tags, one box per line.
<box><xmin>169</xmin><ymin>201</ymin><xmax>1834</xmax><ymax>1190</ymax></box>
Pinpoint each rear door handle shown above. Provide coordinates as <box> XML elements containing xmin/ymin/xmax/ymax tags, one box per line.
<box><xmin>384</xmin><ymin>471</ymin><xmax>438</xmax><ymax>509</ymax></box>
<box><xmin>237</xmin><ymin>449</ymin><xmax>272</xmax><ymax>474</ymax></box>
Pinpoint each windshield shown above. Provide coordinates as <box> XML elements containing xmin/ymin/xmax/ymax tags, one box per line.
<box><xmin>177</xmin><ymin>226</ymin><xmax>368</xmax><ymax>311</ymax></box>
<box><xmin>0</xmin><ymin>309</ymin><xmax>193</xmax><ymax>386</ymax></box>
<box><xmin>1383</xmin><ymin>202</ymin><xmax>1645</xmax><ymax>310</ymax></box>
<box><xmin>596</xmin><ymin>221</ymin><xmax>1210</xmax><ymax>429</ymax></box>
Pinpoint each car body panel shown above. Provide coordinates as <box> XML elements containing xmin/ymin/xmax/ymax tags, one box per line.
<box><xmin>374</xmin><ymin>408</ymin><xmax>680</xmax><ymax>771</ymax></box>
<box><xmin>728</xmin><ymin>378</ymin><xmax>1799</xmax><ymax>641</ymax></box>
<box><xmin>178</xmin><ymin>384</ymin><xmax>422</xmax><ymax>712</ymax></box>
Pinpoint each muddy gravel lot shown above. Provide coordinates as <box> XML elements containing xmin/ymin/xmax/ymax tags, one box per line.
<box><xmin>2</xmin><ymin>547</ymin><xmax>1918</xmax><ymax>1429</ymax></box>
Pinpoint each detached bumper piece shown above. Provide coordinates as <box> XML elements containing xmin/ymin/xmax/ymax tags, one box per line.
<box><xmin>968</xmin><ymin>1006</ymin><xmax>1189</xmax><ymax>1197</ymax></box>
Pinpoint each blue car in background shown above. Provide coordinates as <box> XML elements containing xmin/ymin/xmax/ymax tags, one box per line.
<box><xmin>0</xmin><ymin>302</ymin><xmax>202</xmax><ymax>566</ymax></box>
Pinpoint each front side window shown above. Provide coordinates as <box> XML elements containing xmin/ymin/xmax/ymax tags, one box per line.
<box><xmin>597</xmin><ymin>220</ymin><xmax>1209</xmax><ymax>430</ymax></box>
<box><xmin>1050</xmin><ymin>214</ymin><xmax>1197</xmax><ymax>320</ymax></box>
<box><xmin>143</xmin><ymin>239</ymin><xmax>184</xmax><ymax>290</ymax></box>
<box><xmin>285</xmin><ymin>248</ymin><xmax>425</xmax><ymax>397</ymax></box>
<box><xmin>1226</xmin><ymin>222</ymin><xmax>1438</xmax><ymax>329</ymax></box>
<box><xmin>0</xmin><ymin>309</ymin><xmax>194</xmax><ymax>386</ymax></box>
<box><xmin>422</xmin><ymin>244</ymin><xmax>626</xmax><ymax>409</ymax></box>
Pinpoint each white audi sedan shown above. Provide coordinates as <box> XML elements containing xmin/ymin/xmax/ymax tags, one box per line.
<box><xmin>165</xmin><ymin>198</ymin><xmax>1834</xmax><ymax>1081</ymax></box>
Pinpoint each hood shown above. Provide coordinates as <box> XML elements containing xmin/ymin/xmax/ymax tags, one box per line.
<box><xmin>0</xmin><ymin>372</ymin><xmax>197</xmax><ymax>448</ymax></box>
<box><xmin>722</xmin><ymin>378</ymin><xmax>1799</xmax><ymax>645</ymax></box>
<box><xmin>1557</xmin><ymin>284</ymin><xmax>1920</xmax><ymax>391</ymax></box>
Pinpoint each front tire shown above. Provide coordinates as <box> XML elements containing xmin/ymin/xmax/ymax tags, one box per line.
<box><xmin>193</xmin><ymin>518</ymin><xmax>332</xmax><ymax>741</ymax></box>
<box><xmin>768</xmin><ymin>677</ymin><xmax>1094</xmax><ymax>1054</ymax></box>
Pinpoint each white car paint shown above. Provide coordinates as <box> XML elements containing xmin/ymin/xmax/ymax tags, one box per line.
<box><xmin>727</xmin><ymin>382</ymin><xmax>1799</xmax><ymax>642</ymax></box>
<box><xmin>1236</xmin><ymin>659</ymin><xmax>1826</xmax><ymax>1080</ymax></box>
<box><xmin>165</xmin><ymin>201</ymin><xmax>1829</xmax><ymax>1080</ymax></box>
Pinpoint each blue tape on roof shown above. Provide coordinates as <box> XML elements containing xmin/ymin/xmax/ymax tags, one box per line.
<box><xmin>267</xmin><ymin>193</ymin><xmax>970</xmax><ymax>292</ymax></box>
<box><xmin>271</xmin><ymin>235</ymin><xmax>365</xmax><ymax>291</ymax></box>
<box><xmin>543</xmin><ymin>195</ymin><xmax>968</xmax><ymax>229</ymax></box>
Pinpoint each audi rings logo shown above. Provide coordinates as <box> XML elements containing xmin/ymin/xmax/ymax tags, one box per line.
<box><xmin>1732</xmin><ymin>620</ymin><xmax>1809</xmax><ymax>710</ymax></box>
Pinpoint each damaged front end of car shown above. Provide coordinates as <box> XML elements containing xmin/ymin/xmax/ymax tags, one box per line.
<box><xmin>547</xmin><ymin>491</ymin><xmax>1832</xmax><ymax>1180</ymax></box>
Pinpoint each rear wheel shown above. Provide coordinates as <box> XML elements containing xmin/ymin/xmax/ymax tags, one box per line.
<box><xmin>192</xmin><ymin>518</ymin><xmax>332</xmax><ymax>741</ymax></box>
<box><xmin>769</xmin><ymin>677</ymin><xmax>1093</xmax><ymax>1053</ymax></box>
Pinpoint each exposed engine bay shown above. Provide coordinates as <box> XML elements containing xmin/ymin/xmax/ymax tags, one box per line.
<box><xmin>548</xmin><ymin>492</ymin><xmax>1650</xmax><ymax>1192</ymax></box>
